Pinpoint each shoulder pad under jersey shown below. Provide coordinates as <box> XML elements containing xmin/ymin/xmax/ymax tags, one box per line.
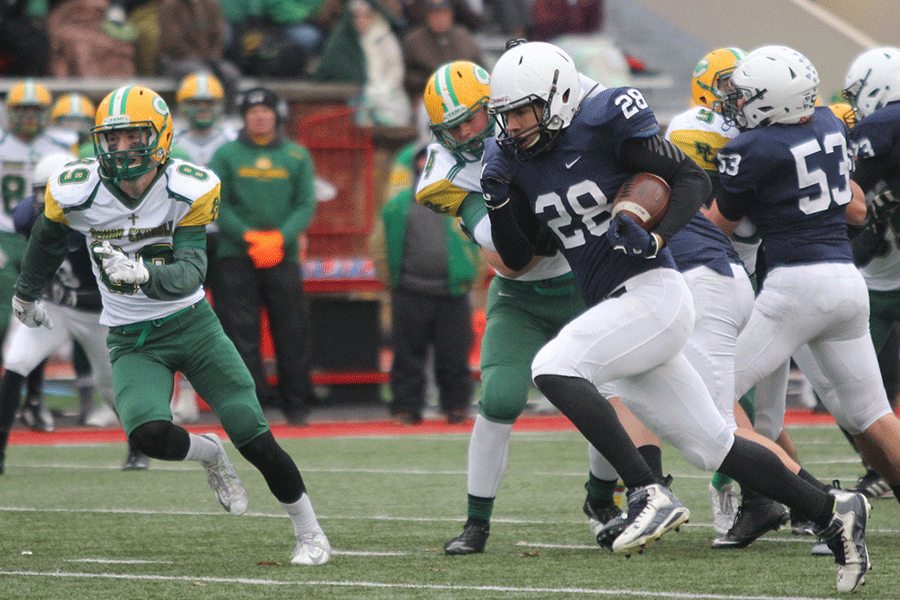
<box><xmin>164</xmin><ymin>158</ymin><xmax>221</xmax><ymax>200</ymax></box>
<box><xmin>415</xmin><ymin>143</ymin><xmax>481</xmax><ymax>216</ymax></box>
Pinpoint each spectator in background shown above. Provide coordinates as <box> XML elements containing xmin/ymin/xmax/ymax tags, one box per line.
<box><xmin>221</xmin><ymin>0</ymin><xmax>327</xmax><ymax>77</ymax></box>
<box><xmin>312</xmin><ymin>0</ymin><xmax>404</xmax><ymax>85</ymax></box>
<box><xmin>402</xmin><ymin>0</ymin><xmax>480</xmax><ymax>32</ymax></box>
<box><xmin>530</xmin><ymin>0</ymin><xmax>603</xmax><ymax>41</ymax></box>
<box><xmin>348</xmin><ymin>0</ymin><xmax>411</xmax><ymax>126</ymax></box>
<box><xmin>369</xmin><ymin>146</ymin><xmax>479</xmax><ymax>425</ymax></box>
<box><xmin>209</xmin><ymin>88</ymin><xmax>318</xmax><ymax>426</ymax></box>
<box><xmin>47</xmin><ymin>0</ymin><xmax>136</xmax><ymax>77</ymax></box>
<box><xmin>401</xmin><ymin>0</ymin><xmax>483</xmax><ymax>104</ymax></box>
<box><xmin>0</xmin><ymin>0</ymin><xmax>50</xmax><ymax>75</ymax></box>
<box><xmin>105</xmin><ymin>0</ymin><xmax>160</xmax><ymax>76</ymax></box>
<box><xmin>155</xmin><ymin>0</ymin><xmax>241</xmax><ymax>105</ymax></box>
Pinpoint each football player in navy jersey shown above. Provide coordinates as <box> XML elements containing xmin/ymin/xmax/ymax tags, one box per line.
<box><xmin>839</xmin><ymin>46</ymin><xmax>900</xmax><ymax>500</ymax></box>
<box><xmin>482</xmin><ymin>41</ymin><xmax>868</xmax><ymax>591</ymax></box>
<box><xmin>705</xmin><ymin>45</ymin><xmax>892</xmax><ymax>591</ymax></box>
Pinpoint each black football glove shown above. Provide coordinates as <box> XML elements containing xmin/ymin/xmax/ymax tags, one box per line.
<box><xmin>606</xmin><ymin>215</ymin><xmax>661</xmax><ymax>259</ymax></box>
<box><xmin>870</xmin><ymin>188</ymin><xmax>900</xmax><ymax>223</ymax></box>
<box><xmin>481</xmin><ymin>137</ymin><xmax>520</xmax><ymax>210</ymax></box>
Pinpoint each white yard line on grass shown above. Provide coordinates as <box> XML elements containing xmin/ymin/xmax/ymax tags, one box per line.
<box><xmin>0</xmin><ymin>570</ymin><xmax>881</xmax><ymax>600</ymax></box>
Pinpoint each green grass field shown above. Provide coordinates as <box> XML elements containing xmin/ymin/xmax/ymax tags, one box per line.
<box><xmin>2</xmin><ymin>423</ymin><xmax>898</xmax><ymax>600</ymax></box>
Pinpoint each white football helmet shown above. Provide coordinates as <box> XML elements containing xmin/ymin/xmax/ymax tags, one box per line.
<box><xmin>722</xmin><ymin>46</ymin><xmax>819</xmax><ymax>129</ymax></box>
<box><xmin>488</xmin><ymin>41</ymin><xmax>584</xmax><ymax>158</ymax></box>
<box><xmin>32</xmin><ymin>151</ymin><xmax>76</xmax><ymax>211</ymax></box>
<box><xmin>843</xmin><ymin>47</ymin><xmax>900</xmax><ymax>119</ymax></box>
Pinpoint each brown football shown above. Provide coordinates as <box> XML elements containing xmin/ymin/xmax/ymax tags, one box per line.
<box><xmin>611</xmin><ymin>173</ymin><xmax>670</xmax><ymax>231</ymax></box>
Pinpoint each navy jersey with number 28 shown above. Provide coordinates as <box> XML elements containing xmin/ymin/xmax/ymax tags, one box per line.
<box><xmin>503</xmin><ymin>87</ymin><xmax>678</xmax><ymax>306</ymax></box>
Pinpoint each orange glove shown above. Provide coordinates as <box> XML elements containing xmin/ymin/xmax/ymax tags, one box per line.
<box><xmin>244</xmin><ymin>230</ymin><xmax>285</xmax><ymax>269</ymax></box>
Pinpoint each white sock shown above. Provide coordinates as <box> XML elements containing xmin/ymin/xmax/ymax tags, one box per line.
<box><xmin>588</xmin><ymin>443</ymin><xmax>619</xmax><ymax>481</ymax></box>
<box><xmin>184</xmin><ymin>433</ymin><xmax>220</xmax><ymax>465</ymax></box>
<box><xmin>467</xmin><ymin>414</ymin><xmax>514</xmax><ymax>498</ymax></box>
<box><xmin>282</xmin><ymin>493</ymin><xmax>323</xmax><ymax>537</ymax></box>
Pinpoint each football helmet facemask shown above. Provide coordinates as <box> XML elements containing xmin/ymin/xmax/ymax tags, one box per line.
<box><xmin>488</xmin><ymin>41</ymin><xmax>584</xmax><ymax>160</ymax></box>
<box><xmin>828</xmin><ymin>102</ymin><xmax>857</xmax><ymax>129</ymax></box>
<box><xmin>424</xmin><ymin>61</ymin><xmax>495</xmax><ymax>163</ymax></box>
<box><xmin>92</xmin><ymin>85</ymin><xmax>173</xmax><ymax>184</ymax></box>
<box><xmin>6</xmin><ymin>79</ymin><xmax>53</xmax><ymax>139</ymax></box>
<box><xmin>842</xmin><ymin>46</ymin><xmax>900</xmax><ymax>119</ymax></box>
<box><xmin>691</xmin><ymin>47</ymin><xmax>747</xmax><ymax>109</ymax></box>
<box><xmin>176</xmin><ymin>71</ymin><xmax>225</xmax><ymax>130</ymax></box>
<box><xmin>51</xmin><ymin>93</ymin><xmax>96</xmax><ymax>138</ymax></box>
<box><xmin>722</xmin><ymin>46</ymin><xmax>819</xmax><ymax>130</ymax></box>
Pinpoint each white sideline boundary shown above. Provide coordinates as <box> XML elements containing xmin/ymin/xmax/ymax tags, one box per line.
<box><xmin>0</xmin><ymin>570</ymin><xmax>881</xmax><ymax>600</ymax></box>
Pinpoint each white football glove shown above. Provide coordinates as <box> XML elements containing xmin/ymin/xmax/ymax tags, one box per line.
<box><xmin>12</xmin><ymin>296</ymin><xmax>53</xmax><ymax>329</ymax></box>
<box><xmin>93</xmin><ymin>241</ymin><xmax>149</xmax><ymax>285</ymax></box>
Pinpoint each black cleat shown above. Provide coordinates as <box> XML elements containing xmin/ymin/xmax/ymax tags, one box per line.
<box><xmin>444</xmin><ymin>522</ymin><xmax>489</xmax><ymax>555</ymax></box>
<box><xmin>0</xmin><ymin>455</ymin><xmax>4</xmax><ymax>475</ymax></box>
<box><xmin>20</xmin><ymin>399</ymin><xmax>54</xmax><ymax>433</ymax></box>
<box><xmin>122</xmin><ymin>449</ymin><xmax>150</xmax><ymax>471</ymax></box>
<box><xmin>851</xmin><ymin>470</ymin><xmax>894</xmax><ymax>499</ymax></box>
<box><xmin>711</xmin><ymin>494</ymin><xmax>789</xmax><ymax>549</ymax></box>
<box><xmin>583</xmin><ymin>487</ymin><xmax>625</xmax><ymax>542</ymax></box>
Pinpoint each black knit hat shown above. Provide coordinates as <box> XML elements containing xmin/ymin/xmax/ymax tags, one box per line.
<box><xmin>240</xmin><ymin>87</ymin><xmax>281</xmax><ymax>117</ymax></box>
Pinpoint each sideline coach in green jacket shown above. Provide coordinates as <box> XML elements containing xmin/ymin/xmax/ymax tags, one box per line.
<box><xmin>209</xmin><ymin>87</ymin><xmax>317</xmax><ymax>426</ymax></box>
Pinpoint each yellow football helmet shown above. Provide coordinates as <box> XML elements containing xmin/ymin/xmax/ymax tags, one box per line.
<box><xmin>828</xmin><ymin>102</ymin><xmax>857</xmax><ymax>129</ymax></box>
<box><xmin>92</xmin><ymin>85</ymin><xmax>173</xmax><ymax>183</ymax></box>
<box><xmin>51</xmin><ymin>93</ymin><xmax>97</xmax><ymax>138</ymax></box>
<box><xmin>423</xmin><ymin>61</ymin><xmax>495</xmax><ymax>162</ymax></box>
<box><xmin>6</xmin><ymin>78</ymin><xmax>53</xmax><ymax>139</ymax></box>
<box><xmin>691</xmin><ymin>48</ymin><xmax>747</xmax><ymax>109</ymax></box>
<box><xmin>175</xmin><ymin>71</ymin><xmax>225</xmax><ymax>129</ymax></box>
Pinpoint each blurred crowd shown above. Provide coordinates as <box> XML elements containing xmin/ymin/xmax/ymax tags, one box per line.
<box><xmin>0</xmin><ymin>0</ymin><xmax>606</xmax><ymax>127</ymax></box>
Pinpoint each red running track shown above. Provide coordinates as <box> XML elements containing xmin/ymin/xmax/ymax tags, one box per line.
<box><xmin>8</xmin><ymin>409</ymin><xmax>842</xmax><ymax>447</ymax></box>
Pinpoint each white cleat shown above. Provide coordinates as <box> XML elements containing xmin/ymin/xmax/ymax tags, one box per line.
<box><xmin>820</xmin><ymin>491</ymin><xmax>871</xmax><ymax>593</ymax></box>
<box><xmin>200</xmin><ymin>433</ymin><xmax>248</xmax><ymax>516</ymax></box>
<box><xmin>291</xmin><ymin>532</ymin><xmax>332</xmax><ymax>565</ymax></box>
<box><xmin>612</xmin><ymin>483</ymin><xmax>690</xmax><ymax>555</ymax></box>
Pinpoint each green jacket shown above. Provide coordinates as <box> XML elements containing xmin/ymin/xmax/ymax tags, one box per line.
<box><xmin>380</xmin><ymin>187</ymin><xmax>479</xmax><ymax>297</ymax></box>
<box><xmin>208</xmin><ymin>132</ymin><xmax>317</xmax><ymax>263</ymax></box>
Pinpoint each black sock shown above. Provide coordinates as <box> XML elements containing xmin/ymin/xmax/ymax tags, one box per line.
<box><xmin>797</xmin><ymin>468</ymin><xmax>830</xmax><ymax>492</ymax></box>
<box><xmin>534</xmin><ymin>374</ymin><xmax>655</xmax><ymax>489</ymax></box>
<box><xmin>638</xmin><ymin>444</ymin><xmax>663</xmax><ymax>480</ymax></box>
<box><xmin>719</xmin><ymin>436</ymin><xmax>834</xmax><ymax>527</ymax></box>
<box><xmin>237</xmin><ymin>430</ymin><xmax>306</xmax><ymax>503</ymax></box>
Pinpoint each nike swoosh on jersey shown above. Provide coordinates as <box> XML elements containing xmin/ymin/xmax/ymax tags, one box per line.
<box><xmin>565</xmin><ymin>157</ymin><xmax>581</xmax><ymax>169</ymax></box>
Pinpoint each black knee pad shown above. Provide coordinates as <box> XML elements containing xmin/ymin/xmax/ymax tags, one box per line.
<box><xmin>129</xmin><ymin>420</ymin><xmax>190</xmax><ymax>461</ymax></box>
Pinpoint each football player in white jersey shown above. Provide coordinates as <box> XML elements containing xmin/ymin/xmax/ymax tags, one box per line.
<box><xmin>10</xmin><ymin>85</ymin><xmax>331</xmax><ymax>566</ymax></box>
<box><xmin>0</xmin><ymin>79</ymin><xmax>71</xmax><ymax>232</ymax></box>
<box><xmin>48</xmin><ymin>92</ymin><xmax>97</xmax><ymax>155</ymax></box>
<box><xmin>419</xmin><ymin>59</ymin><xmax>665</xmax><ymax>555</ymax></box>
<box><xmin>172</xmin><ymin>72</ymin><xmax>237</xmax><ymax>167</ymax></box>
<box><xmin>169</xmin><ymin>72</ymin><xmax>237</xmax><ymax>425</ymax></box>
<box><xmin>0</xmin><ymin>78</ymin><xmax>72</xmax><ymax>432</ymax></box>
